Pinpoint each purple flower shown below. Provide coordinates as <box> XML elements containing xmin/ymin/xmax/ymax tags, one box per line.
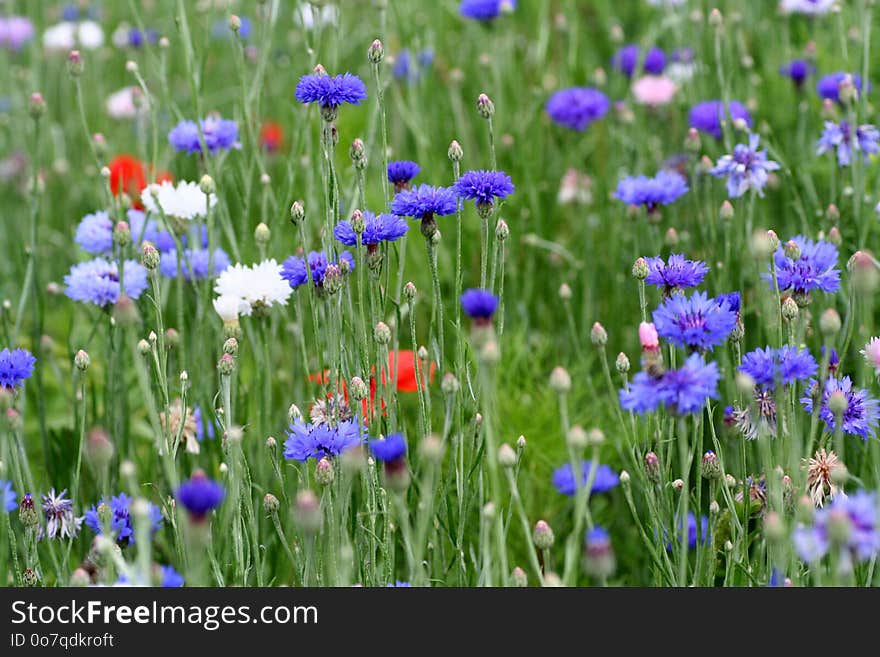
<box><xmin>612</xmin><ymin>44</ymin><xmax>665</xmax><ymax>77</ymax></box>
<box><xmin>0</xmin><ymin>348</ymin><xmax>36</xmax><ymax>389</ymax></box>
<box><xmin>793</xmin><ymin>491</ymin><xmax>880</xmax><ymax>565</ymax></box>
<box><xmin>546</xmin><ymin>87</ymin><xmax>610</xmax><ymax>131</ymax></box>
<box><xmin>1</xmin><ymin>480</ymin><xmax>16</xmax><ymax>513</ymax></box>
<box><xmin>644</xmin><ymin>254</ymin><xmax>709</xmax><ymax>292</ymax></box>
<box><xmin>160</xmin><ymin>565</ymin><xmax>184</xmax><ymax>587</ymax></box>
<box><xmin>667</xmin><ymin>513</ymin><xmax>709</xmax><ymax>550</ymax></box>
<box><xmin>779</xmin><ymin>59</ymin><xmax>815</xmax><ymax>88</ymax></box>
<box><xmin>614</xmin><ymin>170</ymin><xmax>689</xmax><ymax>212</ymax></box>
<box><xmin>168</xmin><ymin>117</ymin><xmax>240</xmax><ymax>154</ymax></box>
<box><xmin>390</xmin><ymin>184</ymin><xmax>457</xmax><ymax>219</ymax></box>
<box><xmin>387</xmin><ymin>160</ymin><xmax>420</xmax><ymax>185</ymax></box>
<box><xmin>816</xmin><ymin>120</ymin><xmax>880</xmax><ymax>167</ymax></box>
<box><xmin>453</xmin><ymin>170</ymin><xmax>515</xmax><ymax>207</ymax></box>
<box><xmin>461</xmin><ymin>288</ymin><xmax>499</xmax><ymax>320</ymax></box>
<box><xmin>41</xmin><ymin>489</ymin><xmax>82</xmax><ymax>540</ymax></box>
<box><xmin>281</xmin><ymin>250</ymin><xmax>354</xmax><ymax>288</ymax></box>
<box><xmin>334</xmin><ymin>212</ymin><xmax>409</xmax><ymax>247</ymax></box>
<box><xmin>653</xmin><ymin>291</ymin><xmax>737</xmax><ymax>351</ymax></box>
<box><xmin>739</xmin><ymin>346</ymin><xmax>817</xmax><ymax>388</ymax></box>
<box><xmin>84</xmin><ymin>493</ymin><xmax>163</xmax><ymax>547</ymax></box>
<box><xmin>295</xmin><ymin>72</ymin><xmax>367</xmax><ymax>108</ymax></box>
<box><xmin>283</xmin><ymin>419</ymin><xmax>364</xmax><ymax>462</ymax></box>
<box><xmin>0</xmin><ymin>17</ymin><xmax>35</xmax><ymax>51</ymax></box>
<box><xmin>64</xmin><ymin>258</ymin><xmax>149</xmax><ymax>307</ymax></box>
<box><xmin>709</xmin><ymin>133</ymin><xmax>780</xmax><ymax>198</ymax></box>
<box><xmin>620</xmin><ymin>353</ymin><xmax>720</xmax><ymax>415</ymax></box>
<box><xmin>159</xmin><ymin>248</ymin><xmax>231</xmax><ymax>280</ymax></box>
<box><xmin>801</xmin><ymin>376</ymin><xmax>880</xmax><ymax>440</ymax></box>
<box><xmin>715</xmin><ymin>291</ymin><xmax>741</xmax><ymax>313</ymax></box>
<box><xmin>816</xmin><ymin>72</ymin><xmax>866</xmax><ymax>103</ymax></box>
<box><xmin>175</xmin><ymin>473</ymin><xmax>225</xmax><ymax>520</ymax></box>
<box><xmin>74</xmin><ymin>211</ymin><xmax>114</xmax><ymax>254</ymax></box>
<box><xmin>459</xmin><ymin>0</ymin><xmax>516</xmax><ymax>21</ymax></box>
<box><xmin>368</xmin><ymin>434</ymin><xmax>407</xmax><ymax>462</ymax></box>
<box><xmin>764</xmin><ymin>235</ymin><xmax>840</xmax><ymax>297</ymax></box>
<box><xmin>689</xmin><ymin>100</ymin><xmax>752</xmax><ymax>139</ymax></box>
<box><xmin>552</xmin><ymin>461</ymin><xmax>619</xmax><ymax>496</ymax></box>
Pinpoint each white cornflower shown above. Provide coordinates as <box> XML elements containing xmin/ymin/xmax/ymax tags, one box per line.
<box><xmin>214</xmin><ymin>260</ymin><xmax>292</xmax><ymax>317</ymax></box>
<box><xmin>141</xmin><ymin>181</ymin><xmax>217</xmax><ymax>221</ymax></box>
<box><xmin>213</xmin><ymin>294</ymin><xmax>245</xmax><ymax>323</ymax></box>
<box><xmin>43</xmin><ymin>21</ymin><xmax>105</xmax><ymax>52</ymax></box>
<box><xmin>861</xmin><ymin>337</ymin><xmax>880</xmax><ymax>375</ymax></box>
<box><xmin>106</xmin><ymin>87</ymin><xmax>147</xmax><ymax>120</ymax></box>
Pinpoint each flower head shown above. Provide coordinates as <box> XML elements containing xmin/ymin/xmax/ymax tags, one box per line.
<box><xmin>689</xmin><ymin>100</ymin><xmax>752</xmax><ymax>139</ymax></box>
<box><xmin>779</xmin><ymin>59</ymin><xmax>815</xmax><ymax>88</ymax></box>
<box><xmin>160</xmin><ymin>565</ymin><xmax>184</xmax><ymax>587</ymax></box>
<box><xmin>459</xmin><ymin>0</ymin><xmax>516</xmax><ymax>21</ymax></box>
<box><xmin>159</xmin><ymin>248</ymin><xmax>230</xmax><ymax>281</ymax></box>
<box><xmin>283</xmin><ymin>419</ymin><xmax>364</xmax><ymax>462</ymax></box>
<box><xmin>632</xmin><ymin>75</ymin><xmax>678</xmax><ymax>106</ymax></box>
<box><xmin>739</xmin><ymin>346</ymin><xmax>817</xmax><ymax>388</ymax></box>
<box><xmin>214</xmin><ymin>259</ymin><xmax>293</xmax><ymax>315</ymax></box>
<box><xmin>64</xmin><ymin>258</ymin><xmax>148</xmax><ymax>307</ymax></box>
<box><xmin>176</xmin><ymin>472</ymin><xmax>225</xmax><ymax>520</ymax></box>
<box><xmin>764</xmin><ymin>235</ymin><xmax>840</xmax><ymax>297</ymax></box>
<box><xmin>805</xmin><ymin>448</ymin><xmax>843</xmax><ymax>507</ymax></box>
<box><xmin>84</xmin><ymin>493</ymin><xmax>163</xmax><ymax>547</ymax></box>
<box><xmin>141</xmin><ymin>180</ymin><xmax>217</xmax><ymax>221</ymax></box>
<box><xmin>612</xmin><ymin>44</ymin><xmax>665</xmax><ymax>77</ymax></box>
<box><xmin>861</xmin><ymin>337</ymin><xmax>880</xmax><ymax>376</ymax></box>
<box><xmin>816</xmin><ymin>72</ymin><xmax>866</xmax><ymax>103</ymax></box>
<box><xmin>453</xmin><ymin>170</ymin><xmax>515</xmax><ymax>207</ymax></box>
<box><xmin>41</xmin><ymin>489</ymin><xmax>82</xmax><ymax>540</ymax></box>
<box><xmin>368</xmin><ymin>434</ymin><xmax>407</xmax><ymax>462</ymax></box>
<box><xmin>1</xmin><ymin>480</ymin><xmax>17</xmax><ymax>513</ymax></box>
<box><xmin>614</xmin><ymin>170</ymin><xmax>688</xmax><ymax>212</ymax></box>
<box><xmin>546</xmin><ymin>87</ymin><xmax>610</xmax><ymax>131</ymax></box>
<box><xmin>334</xmin><ymin>212</ymin><xmax>408</xmax><ymax>247</ymax></box>
<box><xmin>781</xmin><ymin>0</ymin><xmax>837</xmax><ymax>15</ymax></box>
<box><xmin>709</xmin><ymin>133</ymin><xmax>780</xmax><ymax>198</ymax></box>
<box><xmin>0</xmin><ymin>16</ymin><xmax>35</xmax><ymax>51</ymax></box>
<box><xmin>644</xmin><ymin>254</ymin><xmax>708</xmax><ymax>293</ymax></box>
<box><xmin>387</xmin><ymin>161</ymin><xmax>420</xmax><ymax>186</ymax></box>
<box><xmin>281</xmin><ymin>251</ymin><xmax>354</xmax><ymax>288</ymax></box>
<box><xmin>168</xmin><ymin>116</ymin><xmax>240</xmax><ymax>154</ymax></box>
<box><xmin>461</xmin><ymin>288</ymin><xmax>499</xmax><ymax>320</ymax></box>
<box><xmin>793</xmin><ymin>491</ymin><xmax>880</xmax><ymax>565</ymax></box>
<box><xmin>816</xmin><ymin>120</ymin><xmax>880</xmax><ymax>167</ymax></box>
<box><xmin>801</xmin><ymin>376</ymin><xmax>880</xmax><ymax>440</ymax></box>
<box><xmin>295</xmin><ymin>72</ymin><xmax>367</xmax><ymax>108</ymax></box>
<box><xmin>0</xmin><ymin>348</ymin><xmax>36</xmax><ymax>389</ymax></box>
<box><xmin>390</xmin><ymin>184</ymin><xmax>457</xmax><ymax>219</ymax></box>
<box><xmin>652</xmin><ymin>291</ymin><xmax>737</xmax><ymax>351</ymax></box>
<box><xmin>552</xmin><ymin>461</ymin><xmax>619</xmax><ymax>496</ymax></box>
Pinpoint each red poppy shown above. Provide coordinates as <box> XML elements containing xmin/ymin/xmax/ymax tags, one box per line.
<box><xmin>259</xmin><ymin>122</ymin><xmax>284</xmax><ymax>152</ymax></box>
<box><xmin>108</xmin><ymin>154</ymin><xmax>172</xmax><ymax>209</ymax></box>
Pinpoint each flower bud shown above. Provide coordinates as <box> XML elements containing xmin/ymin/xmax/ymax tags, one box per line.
<box><xmin>350</xmin><ymin>209</ymin><xmax>366</xmax><ymax>235</ymax></box>
<box><xmin>294</xmin><ymin>490</ymin><xmax>322</xmax><ymax>533</ymax></box>
<box><xmin>368</xmin><ymin>39</ymin><xmax>384</xmax><ymax>64</ymax></box>
<box><xmin>533</xmin><ymin>520</ymin><xmax>555</xmax><ymax>550</ymax></box>
<box><xmin>672</xmin><ymin>478</ymin><xmax>684</xmax><ymax>493</ymax></box>
<box><xmin>566</xmin><ymin>425</ymin><xmax>588</xmax><ymax>450</ymax></box>
<box><xmin>590</xmin><ymin>322</ymin><xmax>607</xmax><ymax>346</ymax></box>
<box><xmin>198</xmin><ymin>174</ymin><xmax>215</xmax><ymax>196</ymax></box>
<box><xmin>441</xmin><ymin>372</ymin><xmax>460</xmax><ymax>396</ymax></box>
<box><xmin>419</xmin><ymin>434</ymin><xmax>445</xmax><ymax>465</ymax></box>
<box><xmin>67</xmin><ymin>50</ymin><xmax>84</xmax><ymax>77</ymax></box>
<box><xmin>827</xmin><ymin>390</ymin><xmax>848</xmax><ymax>415</ymax></box>
<box><xmin>254</xmin><ymin>222</ymin><xmax>270</xmax><ymax>246</ymax></box>
<box><xmin>558</xmin><ymin>283</ymin><xmax>572</xmax><ymax>300</ymax></box>
<box><xmin>141</xmin><ymin>242</ymin><xmax>160</xmax><ymax>270</ymax></box>
<box><xmin>290</xmin><ymin>200</ymin><xmax>305</xmax><ymax>225</ymax></box>
<box><xmin>74</xmin><ymin>349</ymin><xmax>90</xmax><ymax>371</ymax></box>
<box><xmin>217</xmin><ymin>353</ymin><xmax>236</xmax><ymax>376</ymax></box>
<box><xmin>781</xmin><ymin>297</ymin><xmax>799</xmax><ymax>321</ymax></box>
<box><xmin>511</xmin><ymin>567</ymin><xmax>528</xmax><ymax>587</ymax></box>
<box><xmin>28</xmin><ymin>92</ymin><xmax>46</xmax><ymax>119</ymax></box>
<box><xmin>700</xmin><ymin>450</ymin><xmax>722</xmax><ymax>480</ymax></box>
<box><xmin>819</xmin><ymin>308</ymin><xmax>841</xmax><ymax>337</ymax></box>
<box><xmin>684</xmin><ymin>127</ymin><xmax>701</xmax><ymax>153</ymax></box>
<box><xmin>228</xmin><ymin>14</ymin><xmax>242</xmax><ymax>33</ymax></box>
<box><xmin>615</xmin><ymin>352</ymin><xmax>630</xmax><ymax>374</ymax></box>
<box><xmin>477</xmin><ymin>93</ymin><xmax>495</xmax><ymax>119</ymax></box>
<box><xmin>632</xmin><ymin>257</ymin><xmax>649</xmax><ymax>280</ymax></box>
<box><xmin>374</xmin><ymin>321</ymin><xmax>391</xmax><ymax>345</ymax></box>
<box><xmin>719</xmin><ymin>200</ymin><xmax>735</xmax><ymax>221</ymax></box>
<box><xmin>349</xmin><ymin>376</ymin><xmax>369</xmax><ymax>401</ymax></box>
<box><xmin>315</xmin><ymin>457</ymin><xmax>335</xmax><ymax>486</ymax></box>
<box><xmin>784</xmin><ymin>240</ymin><xmax>801</xmax><ymax>261</ymax></box>
<box><xmin>495</xmin><ymin>219</ymin><xmax>509</xmax><ymax>241</ymax></box>
<box><xmin>85</xmin><ymin>426</ymin><xmax>115</xmax><ymax>471</ymax></box>
<box><xmin>403</xmin><ymin>281</ymin><xmax>416</xmax><ymax>301</ymax></box>
<box><xmin>644</xmin><ymin>451</ymin><xmax>660</xmax><ymax>483</ymax></box>
<box><xmin>498</xmin><ymin>443</ymin><xmax>517</xmax><ymax>468</ymax></box>
<box><xmin>448</xmin><ymin>140</ymin><xmax>463</xmax><ymax>163</ymax></box>
<box><xmin>350</xmin><ymin>138</ymin><xmax>366</xmax><ymax>168</ymax></box>
<box><xmin>549</xmin><ymin>366</ymin><xmax>571</xmax><ymax>394</ymax></box>
<box><xmin>137</xmin><ymin>339</ymin><xmax>150</xmax><ymax>355</ymax></box>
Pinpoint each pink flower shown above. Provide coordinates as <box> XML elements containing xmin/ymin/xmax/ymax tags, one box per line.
<box><xmin>632</xmin><ymin>75</ymin><xmax>678</xmax><ymax>107</ymax></box>
<box><xmin>639</xmin><ymin>322</ymin><xmax>659</xmax><ymax>352</ymax></box>
<box><xmin>861</xmin><ymin>336</ymin><xmax>880</xmax><ymax>374</ymax></box>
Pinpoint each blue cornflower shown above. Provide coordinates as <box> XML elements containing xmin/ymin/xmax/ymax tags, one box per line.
<box><xmin>1</xmin><ymin>480</ymin><xmax>16</xmax><ymax>512</ymax></box>
<box><xmin>779</xmin><ymin>59</ymin><xmax>815</xmax><ymax>88</ymax></box>
<box><xmin>453</xmin><ymin>170</ymin><xmax>515</xmax><ymax>208</ymax></box>
<box><xmin>390</xmin><ymin>184</ymin><xmax>457</xmax><ymax>219</ymax></box>
<box><xmin>283</xmin><ymin>419</ymin><xmax>364</xmax><ymax>462</ymax></box>
<box><xmin>212</xmin><ymin>17</ymin><xmax>252</xmax><ymax>40</ymax></box>
<box><xmin>391</xmin><ymin>50</ymin><xmax>422</xmax><ymax>83</ymax></box>
<box><xmin>816</xmin><ymin>120</ymin><xmax>880</xmax><ymax>167</ymax></box>
<box><xmin>84</xmin><ymin>493</ymin><xmax>163</xmax><ymax>547</ymax></box>
<box><xmin>552</xmin><ymin>461</ymin><xmax>619</xmax><ymax>497</ymax></box>
<box><xmin>614</xmin><ymin>170</ymin><xmax>689</xmax><ymax>212</ymax></box>
<box><xmin>461</xmin><ymin>288</ymin><xmax>499</xmax><ymax>320</ymax></box>
<box><xmin>816</xmin><ymin>72</ymin><xmax>866</xmax><ymax>103</ymax></box>
<box><xmin>793</xmin><ymin>491</ymin><xmax>880</xmax><ymax>564</ymax></box>
<box><xmin>64</xmin><ymin>258</ymin><xmax>149</xmax><ymax>307</ymax></box>
<box><xmin>739</xmin><ymin>346</ymin><xmax>817</xmax><ymax>388</ymax></box>
<box><xmin>0</xmin><ymin>348</ymin><xmax>36</xmax><ymax>389</ymax></box>
<box><xmin>160</xmin><ymin>565</ymin><xmax>184</xmax><ymax>587</ymax></box>
<box><xmin>387</xmin><ymin>160</ymin><xmax>421</xmax><ymax>187</ymax></box>
<box><xmin>75</xmin><ymin>211</ymin><xmax>114</xmax><ymax>254</ymax></box>
<box><xmin>715</xmin><ymin>291</ymin><xmax>741</xmax><ymax>314</ymax></box>
<box><xmin>709</xmin><ymin>133</ymin><xmax>780</xmax><ymax>198</ymax></box>
<box><xmin>612</xmin><ymin>44</ymin><xmax>665</xmax><ymax>77</ymax></box>
<box><xmin>281</xmin><ymin>250</ymin><xmax>354</xmax><ymax>289</ymax></box>
<box><xmin>801</xmin><ymin>376</ymin><xmax>880</xmax><ymax>440</ymax></box>
<box><xmin>689</xmin><ymin>100</ymin><xmax>752</xmax><ymax>139</ymax></box>
<box><xmin>545</xmin><ymin>87</ymin><xmax>610</xmax><ymax>131</ymax></box>
<box><xmin>666</xmin><ymin>513</ymin><xmax>709</xmax><ymax>551</ymax></box>
<box><xmin>644</xmin><ymin>254</ymin><xmax>709</xmax><ymax>292</ymax></box>
<box><xmin>622</xmin><ymin>354</ymin><xmax>721</xmax><ymax>415</ymax></box>
<box><xmin>295</xmin><ymin>72</ymin><xmax>367</xmax><ymax>109</ymax></box>
<box><xmin>459</xmin><ymin>0</ymin><xmax>516</xmax><ymax>21</ymax></box>
<box><xmin>368</xmin><ymin>433</ymin><xmax>407</xmax><ymax>462</ymax></box>
<box><xmin>387</xmin><ymin>581</ymin><xmax>411</xmax><ymax>587</ymax></box>
<box><xmin>175</xmin><ymin>472</ymin><xmax>225</xmax><ymax>520</ymax></box>
<box><xmin>41</xmin><ymin>489</ymin><xmax>82</xmax><ymax>540</ymax></box>
<box><xmin>764</xmin><ymin>235</ymin><xmax>840</xmax><ymax>297</ymax></box>
<box><xmin>193</xmin><ymin>405</ymin><xmax>215</xmax><ymax>442</ymax></box>
<box><xmin>168</xmin><ymin>117</ymin><xmax>240</xmax><ymax>154</ymax></box>
<box><xmin>127</xmin><ymin>27</ymin><xmax>159</xmax><ymax>48</ymax></box>
<box><xmin>334</xmin><ymin>212</ymin><xmax>409</xmax><ymax>247</ymax></box>
<box><xmin>653</xmin><ymin>291</ymin><xmax>736</xmax><ymax>351</ymax></box>
<box><xmin>159</xmin><ymin>248</ymin><xmax>231</xmax><ymax>280</ymax></box>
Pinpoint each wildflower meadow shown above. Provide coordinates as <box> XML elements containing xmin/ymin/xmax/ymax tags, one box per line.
<box><xmin>2</xmin><ymin>0</ymin><xmax>880</xmax><ymax>590</ymax></box>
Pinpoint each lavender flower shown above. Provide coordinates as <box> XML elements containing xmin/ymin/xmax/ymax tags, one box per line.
<box><xmin>41</xmin><ymin>489</ymin><xmax>82</xmax><ymax>540</ymax></box>
<box><xmin>653</xmin><ymin>291</ymin><xmax>736</xmax><ymax>351</ymax></box>
<box><xmin>552</xmin><ymin>461</ymin><xmax>620</xmax><ymax>496</ymax></box>
<box><xmin>546</xmin><ymin>87</ymin><xmax>610</xmax><ymax>131</ymax></box>
<box><xmin>764</xmin><ymin>235</ymin><xmax>840</xmax><ymax>297</ymax></box>
<box><xmin>644</xmin><ymin>254</ymin><xmax>709</xmax><ymax>293</ymax></box>
<box><xmin>782</xmin><ymin>0</ymin><xmax>837</xmax><ymax>15</ymax></box>
<box><xmin>176</xmin><ymin>472</ymin><xmax>225</xmax><ymax>520</ymax></box>
<box><xmin>816</xmin><ymin>72</ymin><xmax>866</xmax><ymax>103</ymax></box>
<box><xmin>461</xmin><ymin>288</ymin><xmax>499</xmax><ymax>320</ymax></box>
<box><xmin>793</xmin><ymin>491</ymin><xmax>880</xmax><ymax>565</ymax></box>
<box><xmin>74</xmin><ymin>211</ymin><xmax>114</xmax><ymax>254</ymax></box>
<box><xmin>614</xmin><ymin>170</ymin><xmax>689</xmax><ymax>212</ymax></box>
<box><xmin>739</xmin><ymin>346</ymin><xmax>817</xmax><ymax>388</ymax></box>
<box><xmin>612</xmin><ymin>44</ymin><xmax>665</xmax><ymax>77</ymax></box>
<box><xmin>621</xmin><ymin>353</ymin><xmax>721</xmax><ymax>415</ymax></box>
<box><xmin>801</xmin><ymin>376</ymin><xmax>880</xmax><ymax>440</ymax></box>
<box><xmin>84</xmin><ymin>493</ymin><xmax>163</xmax><ymax>547</ymax></box>
<box><xmin>281</xmin><ymin>251</ymin><xmax>354</xmax><ymax>289</ymax></box>
<box><xmin>64</xmin><ymin>258</ymin><xmax>149</xmax><ymax>306</ymax></box>
<box><xmin>0</xmin><ymin>348</ymin><xmax>36</xmax><ymax>389</ymax></box>
<box><xmin>295</xmin><ymin>72</ymin><xmax>367</xmax><ymax>109</ymax></box>
<box><xmin>459</xmin><ymin>0</ymin><xmax>516</xmax><ymax>21</ymax></box>
<box><xmin>689</xmin><ymin>100</ymin><xmax>752</xmax><ymax>139</ymax></box>
<box><xmin>283</xmin><ymin>419</ymin><xmax>364</xmax><ymax>462</ymax></box>
<box><xmin>168</xmin><ymin>116</ymin><xmax>240</xmax><ymax>154</ymax></box>
<box><xmin>334</xmin><ymin>212</ymin><xmax>409</xmax><ymax>247</ymax></box>
<box><xmin>453</xmin><ymin>170</ymin><xmax>515</xmax><ymax>208</ymax></box>
<box><xmin>159</xmin><ymin>248</ymin><xmax>231</xmax><ymax>280</ymax></box>
<box><xmin>816</xmin><ymin>120</ymin><xmax>880</xmax><ymax>166</ymax></box>
<box><xmin>1</xmin><ymin>480</ymin><xmax>16</xmax><ymax>512</ymax></box>
<box><xmin>709</xmin><ymin>133</ymin><xmax>780</xmax><ymax>198</ymax></box>
<box><xmin>390</xmin><ymin>184</ymin><xmax>457</xmax><ymax>219</ymax></box>
<box><xmin>779</xmin><ymin>59</ymin><xmax>814</xmax><ymax>88</ymax></box>
<box><xmin>0</xmin><ymin>16</ymin><xmax>35</xmax><ymax>51</ymax></box>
